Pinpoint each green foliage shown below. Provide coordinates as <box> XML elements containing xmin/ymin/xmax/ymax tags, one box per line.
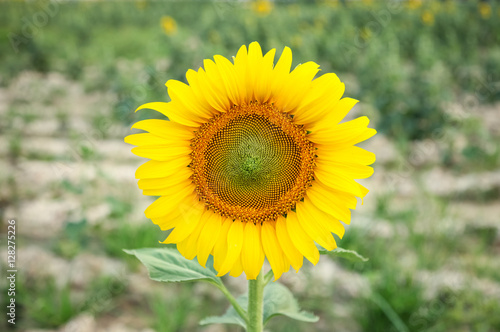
<box><xmin>52</xmin><ymin>218</ymin><xmax>89</xmax><ymax>259</ymax></box>
<box><xmin>124</xmin><ymin>247</ymin><xmax>223</xmax><ymax>287</ymax></box>
<box><xmin>106</xmin><ymin>196</ymin><xmax>133</xmax><ymax>219</ymax></box>
<box><xmin>149</xmin><ymin>288</ymin><xmax>198</xmax><ymax>332</ymax></box>
<box><xmin>318</xmin><ymin>246</ymin><xmax>369</xmax><ymax>262</ymax></box>
<box><xmin>127</xmin><ymin>248</ymin><xmax>319</xmax><ymax>330</ymax></box>
<box><xmin>357</xmin><ymin>271</ymin><xmax>426</xmax><ymax>332</ymax></box>
<box><xmin>201</xmin><ymin>282</ymin><xmax>318</xmax><ymax>328</ymax></box>
<box><xmin>98</xmin><ymin>223</ymin><xmax>166</xmax><ymax>268</ymax></box>
<box><xmin>17</xmin><ymin>278</ymin><xmax>77</xmax><ymax>328</ymax></box>
<box><xmin>1</xmin><ymin>1</ymin><xmax>499</xmax><ymax>331</ymax></box>
<box><xmin>429</xmin><ymin>289</ymin><xmax>500</xmax><ymax>331</ymax></box>
<box><xmin>1</xmin><ymin>1</ymin><xmax>499</xmax><ymax>139</ymax></box>
<box><xmin>80</xmin><ymin>276</ymin><xmax>127</xmax><ymax>315</ymax></box>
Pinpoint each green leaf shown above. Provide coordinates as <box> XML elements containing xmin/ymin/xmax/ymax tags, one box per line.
<box><xmin>262</xmin><ymin>282</ymin><xmax>319</xmax><ymax>324</ymax></box>
<box><xmin>318</xmin><ymin>246</ymin><xmax>369</xmax><ymax>262</ymax></box>
<box><xmin>200</xmin><ymin>294</ymin><xmax>247</xmax><ymax>328</ymax></box>
<box><xmin>124</xmin><ymin>248</ymin><xmax>222</xmax><ymax>287</ymax></box>
<box><xmin>200</xmin><ymin>310</ymin><xmax>246</xmax><ymax>328</ymax></box>
<box><xmin>200</xmin><ymin>282</ymin><xmax>318</xmax><ymax>328</ymax></box>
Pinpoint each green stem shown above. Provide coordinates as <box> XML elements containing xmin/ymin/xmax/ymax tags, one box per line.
<box><xmin>216</xmin><ymin>283</ymin><xmax>248</xmax><ymax>325</ymax></box>
<box><xmin>263</xmin><ymin>269</ymin><xmax>274</xmax><ymax>286</ymax></box>
<box><xmin>247</xmin><ymin>270</ymin><xmax>264</xmax><ymax>332</ymax></box>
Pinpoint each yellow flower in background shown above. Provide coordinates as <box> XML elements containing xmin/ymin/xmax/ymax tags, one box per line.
<box><xmin>252</xmin><ymin>0</ymin><xmax>273</xmax><ymax>16</ymax></box>
<box><xmin>407</xmin><ymin>0</ymin><xmax>422</xmax><ymax>10</ymax></box>
<box><xmin>126</xmin><ymin>42</ymin><xmax>376</xmax><ymax>280</ymax></box>
<box><xmin>161</xmin><ymin>16</ymin><xmax>177</xmax><ymax>36</ymax></box>
<box><xmin>479</xmin><ymin>2</ymin><xmax>492</xmax><ymax>19</ymax></box>
<box><xmin>362</xmin><ymin>0</ymin><xmax>373</xmax><ymax>6</ymax></box>
<box><xmin>422</xmin><ymin>10</ymin><xmax>435</xmax><ymax>26</ymax></box>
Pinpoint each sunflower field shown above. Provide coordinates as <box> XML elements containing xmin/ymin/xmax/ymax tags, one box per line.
<box><xmin>1</xmin><ymin>0</ymin><xmax>500</xmax><ymax>331</ymax></box>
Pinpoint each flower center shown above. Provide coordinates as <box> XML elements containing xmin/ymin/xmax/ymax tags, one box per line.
<box><xmin>191</xmin><ymin>102</ymin><xmax>316</xmax><ymax>223</ymax></box>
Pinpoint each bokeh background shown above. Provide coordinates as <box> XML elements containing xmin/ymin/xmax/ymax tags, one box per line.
<box><xmin>1</xmin><ymin>0</ymin><xmax>500</xmax><ymax>331</ymax></box>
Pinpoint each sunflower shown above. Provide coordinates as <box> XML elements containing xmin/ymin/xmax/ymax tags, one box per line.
<box><xmin>125</xmin><ymin>42</ymin><xmax>376</xmax><ymax>280</ymax></box>
<box><xmin>252</xmin><ymin>0</ymin><xmax>273</xmax><ymax>15</ymax></box>
<box><xmin>160</xmin><ymin>16</ymin><xmax>177</xmax><ymax>36</ymax></box>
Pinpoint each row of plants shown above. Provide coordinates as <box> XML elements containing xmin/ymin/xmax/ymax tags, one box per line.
<box><xmin>1</xmin><ymin>0</ymin><xmax>499</xmax><ymax>140</ymax></box>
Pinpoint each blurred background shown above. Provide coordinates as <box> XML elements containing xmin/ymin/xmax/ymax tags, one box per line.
<box><xmin>1</xmin><ymin>0</ymin><xmax>499</xmax><ymax>331</ymax></box>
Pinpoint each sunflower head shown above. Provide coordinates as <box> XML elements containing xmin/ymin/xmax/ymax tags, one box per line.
<box><xmin>190</xmin><ymin>101</ymin><xmax>316</xmax><ymax>224</ymax></box>
<box><xmin>126</xmin><ymin>42</ymin><xmax>376</xmax><ymax>280</ymax></box>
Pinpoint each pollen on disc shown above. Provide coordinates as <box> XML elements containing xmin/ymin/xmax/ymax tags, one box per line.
<box><xmin>191</xmin><ymin>102</ymin><xmax>316</xmax><ymax>223</ymax></box>
<box><xmin>204</xmin><ymin>114</ymin><xmax>301</xmax><ymax>210</ymax></box>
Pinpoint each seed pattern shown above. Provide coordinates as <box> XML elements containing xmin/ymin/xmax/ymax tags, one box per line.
<box><xmin>191</xmin><ymin>101</ymin><xmax>316</xmax><ymax>223</ymax></box>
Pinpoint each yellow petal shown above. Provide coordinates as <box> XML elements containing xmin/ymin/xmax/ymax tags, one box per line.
<box><xmin>233</xmin><ymin>44</ymin><xmax>249</xmax><ymax>104</ymax></box>
<box><xmin>318</xmin><ymin>145</ymin><xmax>376</xmax><ymax>166</ymax></box>
<box><xmin>131</xmin><ymin>119</ymin><xmax>194</xmax><ymax>140</ymax></box>
<box><xmin>135</xmin><ymin>102</ymin><xmax>201</xmax><ymax>127</ymax></box>
<box><xmin>196</xmin><ymin>212</ymin><xmax>222</xmax><ymax>268</ymax></box>
<box><xmin>217</xmin><ymin>221</ymin><xmax>244</xmax><ymax>277</ymax></box>
<box><xmin>307</xmin><ymin>181</ymin><xmax>352</xmax><ymax>224</ymax></box>
<box><xmin>286</xmin><ymin>211</ymin><xmax>320</xmax><ymax>265</ymax></box>
<box><xmin>241</xmin><ymin>222</ymin><xmax>265</xmax><ymax>280</ymax></box>
<box><xmin>293</xmin><ymin>73</ymin><xmax>345</xmax><ymax>124</ymax></box>
<box><xmin>259</xmin><ymin>48</ymin><xmax>277</xmax><ymax>102</ymax></box>
<box><xmin>185</xmin><ymin>69</ymin><xmax>218</xmax><ymax>114</ymax></box>
<box><xmin>229</xmin><ymin>255</ymin><xmax>244</xmax><ymax>278</ymax></box>
<box><xmin>310</xmin><ymin>116</ymin><xmax>376</xmax><ymax>145</ymax></box>
<box><xmin>162</xmin><ymin>204</ymin><xmax>205</xmax><ymax>244</ymax></box>
<box><xmin>275</xmin><ymin>215</ymin><xmax>303</xmax><ymax>272</ymax></box>
<box><xmin>166</xmin><ymin>79</ymin><xmax>214</xmax><ymax>119</ymax></box>
<box><xmin>296</xmin><ymin>201</ymin><xmax>337</xmax><ymax>251</ymax></box>
<box><xmin>359</xmin><ymin>183</ymin><xmax>369</xmax><ymax>197</ymax></box>
<box><xmin>247</xmin><ymin>42</ymin><xmax>263</xmax><ymax>101</ymax></box>
<box><xmin>273</xmin><ymin>62</ymin><xmax>320</xmax><ymax>112</ymax></box>
<box><xmin>135</xmin><ymin>157</ymin><xmax>191</xmax><ymax>179</ymax></box>
<box><xmin>246</xmin><ymin>42</ymin><xmax>276</xmax><ymax>103</ymax></box>
<box><xmin>300</xmin><ymin>73</ymin><xmax>342</xmax><ymax>108</ymax></box>
<box><xmin>142</xmin><ymin>180</ymin><xmax>192</xmax><ymax>196</ymax></box>
<box><xmin>314</xmin><ymin>166</ymin><xmax>364</xmax><ymax>198</ymax></box>
<box><xmin>186</xmin><ymin>67</ymin><xmax>227</xmax><ymax>114</ymax></box>
<box><xmin>261</xmin><ymin>221</ymin><xmax>289</xmax><ymax>280</ymax></box>
<box><xmin>301</xmin><ymin>198</ymin><xmax>345</xmax><ymax>239</ymax></box>
<box><xmin>131</xmin><ymin>145</ymin><xmax>191</xmax><ymax>161</ymax></box>
<box><xmin>307</xmin><ymin>97</ymin><xmax>358</xmax><ymax>131</ymax></box>
<box><xmin>144</xmin><ymin>188</ymin><xmax>196</xmax><ymax>219</ymax></box>
<box><xmin>125</xmin><ymin>133</ymin><xmax>189</xmax><ymax>147</ymax></box>
<box><xmin>138</xmin><ymin>167</ymin><xmax>192</xmax><ymax>190</ymax></box>
<box><xmin>194</xmin><ymin>67</ymin><xmax>230</xmax><ymax>113</ymax></box>
<box><xmin>151</xmin><ymin>212</ymin><xmax>182</xmax><ymax>231</ymax></box>
<box><xmin>271</xmin><ymin>46</ymin><xmax>293</xmax><ymax>88</ymax></box>
<box><xmin>212</xmin><ymin>217</ymin><xmax>233</xmax><ymax>272</ymax></box>
<box><xmin>358</xmin><ymin>183</ymin><xmax>370</xmax><ymax>204</ymax></box>
<box><xmin>317</xmin><ymin>160</ymin><xmax>374</xmax><ymax>179</ymax></box>
<box><xmin>352</xmin><ymin>128</ymin><xmax>377</xmax><ymax>146</ymax></box>
<box><xmin>213</xmin><ymin>55</ymin><xmax>240</xmax><ymax>105</ymax></box>
<box><xmin>176</xmin><ymin>216</ymin><xmax>206</xmax><ymax>260</ymax></box>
